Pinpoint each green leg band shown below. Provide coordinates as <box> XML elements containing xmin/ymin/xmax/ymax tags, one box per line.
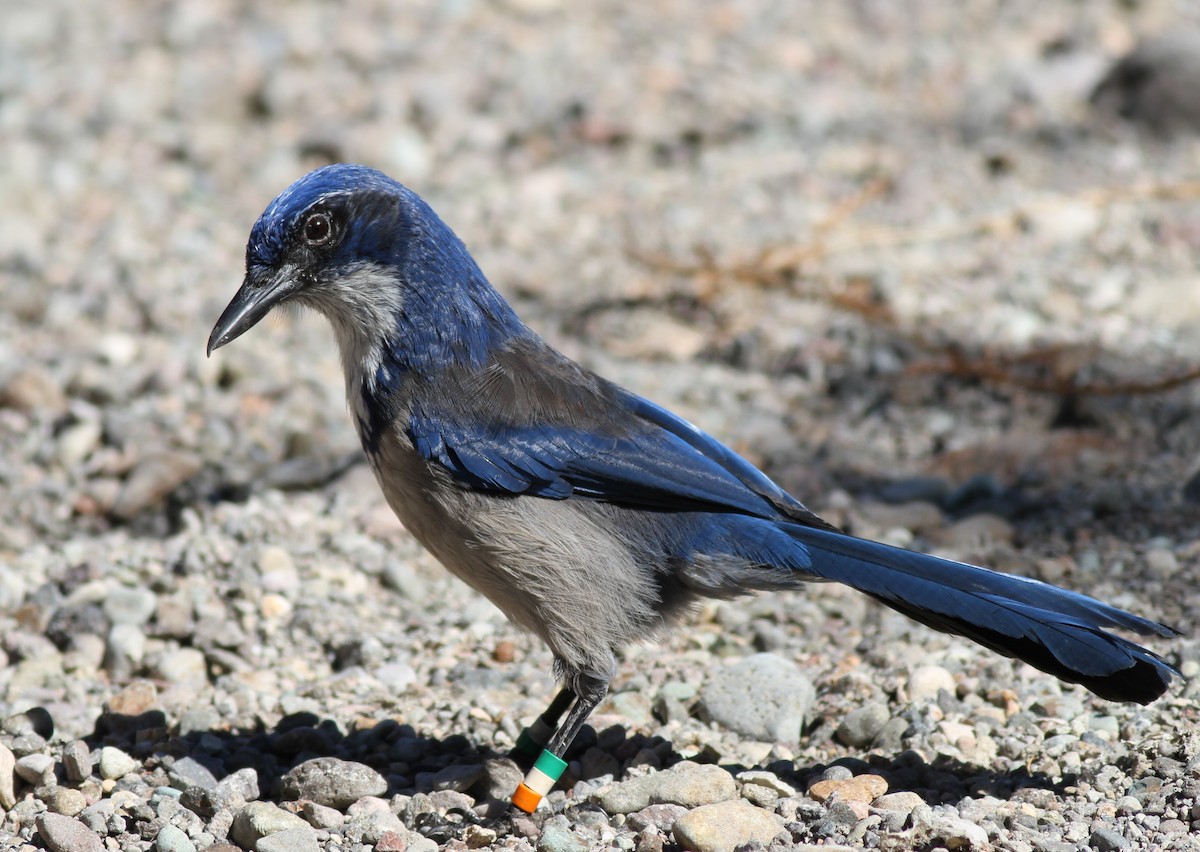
<box><xmin>513</xmin><ymin>715</ymin><xmax>555</xmax><ymax>759</ymax></box>
<box><xmin>523</xmin><ymin>748</ymin><xmax>568</xmax><ymax>795</ymax></box>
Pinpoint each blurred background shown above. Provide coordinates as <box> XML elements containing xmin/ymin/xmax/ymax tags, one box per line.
<box><xmin>5</xmin><ymin>0</ymin><xmax>1199</xmax><ymax>559</ymax></box>
<box><xmin>2</xmin><ymin>0</ymin><xmax>1200</xmax><ymax>846</ymax></box>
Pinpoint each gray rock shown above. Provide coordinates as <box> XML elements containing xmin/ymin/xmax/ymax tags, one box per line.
<box><xmin>671</xmin><ymin>800</ymin><xmax>783</xmax><ymax>852</ymax></box>
<box><xmin>298</xmin><ymin>800</ymin><xmax>344</xmax><ymax>829</ymax></box>
<box><xmin>1089</xmin><ymin>827</ymin><xmax>1131</xmax><ymax>852</ymax></box>
<box><xmin>15</xmin><ymin>752</ymin><xmax>56</xmax><ymax>786</ymax></box>
<box><xmin>176</xmin><ymin>706</ymin><xmax>220</xmax><ymax>737</ymax></box>
<box><xmin>35</xmin><ymin>813</ymin><xmax>105</xmax><ymax>852</ymax></box>
<box><xmin>103</xmin><ymin>585</ymin><xmax>158</xmax><ymax>626</ymax></box>
<box><xmin>906</xmin><ymin>665</ymin><xmax>955</xmax><ymax>702</ymax></box>
<box><xmin>471</xmin><ymin>757</ymin><xmax>522</xmax><ymax>802</ymax></box>
<box><xmin>154</xmin><ymin>824</ymin><xmax>198</xmax><ymax>852</ymax></box>
<box><xmin>872</xmin><ymin>716</ymin><xmax>910</xmax><ymax>752</ymax></box>
<box><xmin>911</xmin><ymin>805</ymin><xmax>989</xmax><ymax>850</ymax></box>
<box><xmin>168</xmin><ymin>757</ymin><xmax>219</xmax><ymax>791</ymax></box>
<box><xmin>1114</xmin><ymin>795</ymin><xmax>1141</xmax><ymax>815</ymax></box>
<box><xmin>429</xmin><ymin>762</ymin><xmax>484</xmax><ymax>792</ymax></box>
<box><xmin>42</xmin><ymin>786</ymin><xmax>87</xmax><ymax>816</ymax></box>
<box><xmin>103</xmin><ymin>624</ymin><xmax>146</xmax><ymax>680</ymax></box>
<box><xmin>608</xmin><ymin>690</ymin><xmax>653</xmax><ymax>724</ymax></box>
<box><xmin>596</xmin><ymin>776</ymin><xmax>656</xmax><ymax>815</ymax></box>
<box><xmin>626</xmin><ymin>803</ymin><xmax>688</xmax><ymax>832</ymax></box>
<box><xmin>537</xmin><ymin>815</ymin><xmax>586</xmax><ymax>852</ymax></box>
<box><xmin>698</xmin><ymin>653</ymin><xmax>815</xmax><ymax>743</ymax></box>
<box><xmin>256</xmin><ymin>826</ymin><xmax>321</xmax><ymax>852</ymax></box>
<box><xmin>871</xmin><ymin>791</ymin><xmax>923</xmax><ymax>814</ymax></box>
<box><xmin>151</xmin><ymin>648</ymin><xmax>209</xmax><ymax>686</ymax></box>
<box><xmin>98</xmin><ymin>746</ymin><xmax>140</xmax><ymax>780</ymax></box>
<box><xmin>427</xmin><ymin>789</ymin><xmax>476</xmax><ymax>812</ymax></box>
<box><xmin>351</xmin><ymin>808</ymin><xmax>406</xmax><ymax>843</ymax></box>
<box><xmin>403</xmin><ymin>833</ymin><xmax>439</xmax><ymax>852</ymax></box>
<box><xmin>835</xmin><ymin>702</ymin><xmax>890</xmax><ymax>748</ymax></box>
<box><xmin>651</xmin><ymin>764</ymin><xmax>736</xmax><ymax>809</ymax></box>
<box><xmin>596</xmin><ymin>763</ymin><xmax>735</xmax><ymax>814</ymax></box>
<box><xmin>61</xmin><ymin>741</ymin><xmax>92</xmax><ymax>783</ymax></box>
<box><xmin>215</xmin><ymin>767</ymin><xmax>260</xmax><ymax>803</ymax></box>
<box><xmin>10</xmin><ymin>732</ymin><xmax>47</xmax><ymax>757</ymax></box>
<box><xmin>372</xmin><ymin>660</ymin><xmax>417</xmax><ymax>691</ymax></box>
<box><xmin>180</xmin><ymin>768</ymin><xmax>260</xmax><ymax>816</ymax></box>
<box><xmin>737</xmin><ymin>770</ymin><xmax>797</xmax><ymax>803</ymax></box>
<box><xmin>230</xmin><ymin>801</ymin><xmax>310</xmax><ymax>848</ymax></box>
<box><xmin>280</xmin><ymin>757</ymin><xmax>388</xmax><ymax>809</ymax></box>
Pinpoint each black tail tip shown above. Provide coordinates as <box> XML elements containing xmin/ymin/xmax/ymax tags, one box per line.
<box><xmin>1082</xmin><ymin>656</ymin><xmax>1178</xmax><ymax>705</ymax></box>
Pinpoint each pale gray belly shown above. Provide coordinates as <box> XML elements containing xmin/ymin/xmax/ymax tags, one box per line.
<box><xmin>364</xmin><ymin>426</ymin><xmax>667</xmax><ymax>674</ymax></box>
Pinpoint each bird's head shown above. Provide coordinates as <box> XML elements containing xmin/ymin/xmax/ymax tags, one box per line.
<box><xmin>208</xmin><ymin>164</ymin><xmax>520</xmax><ymax>373</ymax></box>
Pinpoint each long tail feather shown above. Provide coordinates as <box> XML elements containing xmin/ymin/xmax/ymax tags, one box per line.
<box><xmin>784</xmin><ymin>524</ymin><xmax>1179</xmax><ymax>704</ymax></box>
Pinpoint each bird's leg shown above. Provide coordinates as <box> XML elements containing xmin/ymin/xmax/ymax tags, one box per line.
<box><xmin>510</xmin><ymin>669</ymin><xmax>610</xmax><ymax>813</ymax></box>
<box><xmin>511</xmin><ymin>687</ymin><xmax>575</xmax><ymax>771</ymax></box>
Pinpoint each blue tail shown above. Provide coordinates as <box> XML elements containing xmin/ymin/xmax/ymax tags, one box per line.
<box><xmin>783</xmin><ymin>524</ymin><xmax>1178</xmax><ymax>704</ymax></box>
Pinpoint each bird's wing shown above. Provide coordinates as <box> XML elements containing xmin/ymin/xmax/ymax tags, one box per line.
<box><xmin>405</xmin><ymin>337</ymin><xmax>833</xmax><ymax>526</ymax></box>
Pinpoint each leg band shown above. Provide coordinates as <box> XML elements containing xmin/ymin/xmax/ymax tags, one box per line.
<box><xmin>513</xmin><ymin>715</ymin><xmax>556</xmax><ymax>760</ymax></box>
<box><xmin>510</xmin><ymin>750</ymin><xmax>568</xmax><ymax>813</ymax></box>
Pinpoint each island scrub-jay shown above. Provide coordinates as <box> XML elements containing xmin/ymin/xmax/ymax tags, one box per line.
<box><xmin>208</xmin><ymin>164</ymin><xmax>1177</xmax><ymax>812</ymax></box>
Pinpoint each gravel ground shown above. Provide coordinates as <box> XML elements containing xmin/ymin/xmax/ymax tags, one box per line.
<box><xmin>3</xmin><ymin>2</ymin><xmax>1200</xmax><ymax>851</ymax></box>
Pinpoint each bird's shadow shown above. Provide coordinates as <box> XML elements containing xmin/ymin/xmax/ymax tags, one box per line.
<box><xmin>92</xmin><ymin>707</ymin><xmax>1065</xmax><ymax>843</ymax></box>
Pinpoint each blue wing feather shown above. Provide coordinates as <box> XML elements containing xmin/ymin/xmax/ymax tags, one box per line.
<box><xmin>411</xmin><ymin>405</ymin><xmax>787</xmax><ymax>516</ymax></box>
<box><xmin>403</xmin><ymin>335</ymin><xmax>837</xmax><ymax>527</ymax></box>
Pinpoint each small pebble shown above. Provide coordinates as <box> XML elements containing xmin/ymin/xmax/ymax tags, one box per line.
<box><xmin>835</xmin><ymin>702</ymin><xmax>891</xmax><ymax>747</ymax></box>
<box><xmin>36</xmin><ymin>813</ymin><xmax>105</xmax><ymax>852</ymax></box>
<box><xmin>155</xmin><ymin>824</ymin><xmax>198</xmax><ymax>852</ymax></box>
<box><xmin>537</xmin><ymin>816</ymin><xmax>587</xmax><ymax>852</ymax></box>
<box><xmin>62</xmin><ymin>741</ymin><xmax>92</xmax><ymax>783</ymax></box>
<box><xmin>672</xmin><ymin>800</ymin><xmax>783</xmax><ymax>852</ymax></box>
<box><xmin>907</xmin><ymin>665</ymin><xmax>955</xmax><ymax>702</ymax></box>
<box><xmin>280</xmin><ymin>757</ymin><xmax>388</xmax><ymax>809</ymax></box>
<box><xmin>103</xmin><ymin>586</ymin><xmax>158</xmax><ymax>626</ymax></box>
<box><xmin>596</xmin><ymin>763</ymin><xmax>735</xmax><ymax>814</ymax></box>
<box><xmin>256</xmin><ymin>826</ymin><xmax>321</xmax><ymax>852</ymax></box>
<box><xmin>151</xmin><ymin>648</ymin><xmax>209</xmax><ymax>686</ymax></box>
<box><xmin>808</xmin><ymin>774</ymin><xmax>888</xmax><ymax>804</ymax></box>
<box><xmin>168</xmin><ymin>756</ymin><xmax>219</xmax><ymax>791</ymax></box>
<box><xmin>230</xmin><ymin>801</ymin><xmax>311</xmax><ymax>848</ymax></box>
<box><xmin>627</xmin><ymin>803</ymin><xmax>688</xmax><ymax>833</ymax></box>
<box><xmin>44</xmin><ymin>786</ymin><xmax>88</xmax><ymax>816</ymax></box>
<box><xmin>736</xmin><ymin>770</ymin><xmax>797</xmax><ymax>800</ymax></box>
<box><xmin>98</xmin><ymin>746</ymin><xmax>140</xmax><ymax>780</ymax></box>
<box><xmin>698</xmin><ymin>653</ymin><xmax>815</xmax><ymax>743</ymax></box>
<box><xmin>463</xmin><ymin>823</ymin><xmax>498</xmax><ymax>848</ymax></box>
<box><xmin>1089</xmin><ymin>827</ymin><xmax>1132</xmax><ymax>851</ymax></box>
<box><xmin>16</xmin><ymin>753</ymin><xmax>56</xmax><ymax>786</ymax></box>
<box><xmin>298</xmin><ymin>800</ymin><xmax>345</xmax><ymax>829</ymax></box>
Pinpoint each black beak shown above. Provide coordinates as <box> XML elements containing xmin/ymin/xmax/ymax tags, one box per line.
<box><xmin>207</xmin><ymin>267</ymin><xmax>299</xmax><ymax>356</ymax></box>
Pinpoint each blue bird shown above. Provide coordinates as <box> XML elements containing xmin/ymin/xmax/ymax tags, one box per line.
<box><xmin>209</xmin><ymin>164</ymin><xmax>1177</xmax><ymax>811</ymax></box>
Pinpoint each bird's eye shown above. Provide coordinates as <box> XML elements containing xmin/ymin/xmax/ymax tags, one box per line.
<box><xmin>304</xmin><ymin>212</ymin><xmax>332</xmax><ymax>246</ymax></box>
